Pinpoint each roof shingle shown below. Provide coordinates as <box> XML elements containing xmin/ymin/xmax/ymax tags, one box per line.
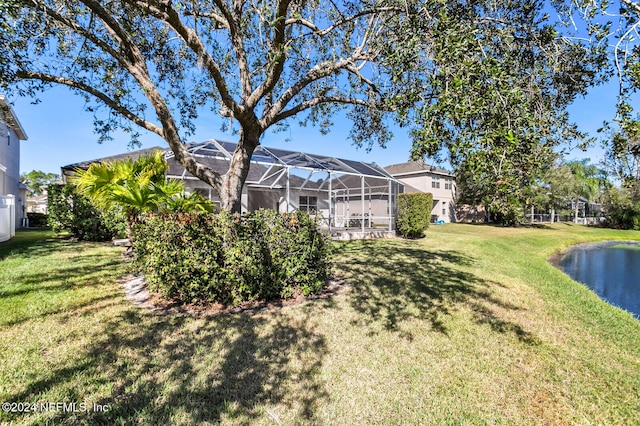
<box><xmin>384</xmin><ymin>161</ymin><xmax>454</xmax><ymax>177</ymax></box>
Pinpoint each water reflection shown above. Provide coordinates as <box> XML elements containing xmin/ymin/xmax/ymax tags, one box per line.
<box><xmin>558</xmin><ymin>241</ymin><xmax>640</xmax><ymax>318</ymax></box>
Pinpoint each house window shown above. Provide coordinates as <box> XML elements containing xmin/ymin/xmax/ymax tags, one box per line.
<box><xmin>432</xmin><ymin>176</ymin><xmax>440</xmax><ymax>189</ymax></box>
<box><xmin>299</xmin><ymin>195</ymin><xmax>317</xmax><ymax>213</ymax></box>
<box><xmin>445</xmin><ymin>178</ymin><xmax>452</xmax><ymax>190</ymax></box>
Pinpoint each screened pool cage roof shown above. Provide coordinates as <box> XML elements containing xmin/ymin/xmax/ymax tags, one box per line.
<box><xmin>164</xmin><ymin>139</ymin><xmax>400</xmax><ymax>191</ymax></box>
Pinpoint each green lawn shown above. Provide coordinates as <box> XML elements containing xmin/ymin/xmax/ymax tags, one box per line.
<box><xmin>1</xmin><ymin>225</ymin><xmax>639</xmax><ymax>425</ymax></box>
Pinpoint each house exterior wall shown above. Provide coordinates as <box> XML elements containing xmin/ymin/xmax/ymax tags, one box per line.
<box><xmin>194</xmin><ymin>179</ymin><xmax>397</xmax><ymax>230</ymax></box>
<box><xmin>248</xmin><ymin>187</ymin><xmax>281</xmax><ymax>212</ymax></box>
<box><xmin>282</xmin><ymin>189</ymin><xmax>330</xmax><ymax>216</ymax></box>
<box><xmin>184</xmin><ymin>181</ymin><xmax>334</xmax><ymax>221</ymax></box>
<box><xmin>0</xmin><ymin>121</ymin><xmax>20</xmax><ymax>198</ymax></box>
<box><xmin>395</xmin><ymin>172</ymin><xmax>457</xmax><ymax>223</ymax></box>
<box><xmin>0</xmin><ymin>106</ymin><xmax>27</xmax><ymax>228</ymax></box>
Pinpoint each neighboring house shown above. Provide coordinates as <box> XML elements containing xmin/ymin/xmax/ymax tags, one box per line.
<box><xmin>0</xmin><ymin>95</ymin><xmax>28</xmax><ymax>240</ymax></box>
<box><xmin>61</xmin><ymin>140</ymin><xmax>403</xmax><ymax>233</ymax></box>
<box><xmin>385</xmin><ymin>160</ymin><xmax>457</xmax><ymax>223</ymax></box>
<box><xmin>26</xmin><ymin>192</ymin><xmax>49</xmax><ymax>214</ymax></box>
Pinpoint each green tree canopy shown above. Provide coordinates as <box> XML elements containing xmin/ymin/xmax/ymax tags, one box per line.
<box><xmin>567</xmin><ymin>159</ymin><xmax>606</xmax><ymax>203</ymax></box>
<box><xmin>0</xmin><ymin>0</ymin><xmax>606</xmax><ymax>216</ymax></box>
<box><xmin>0</xmin><ymin>0</ymin><xmax>410</xmax><ymax>212</ymax></box>
<box><xmin>20</xmin><ymin>170</ymin><xmax>60</xmax><ymax>195</ymax></box>
<box><xmin>539</xmin><ymin>159</ymin><xmax>607</xmax><ymax>222</ymax></box>
<box><xmin>381</xmin><ymin>0</ymin><xmax>607</xmax><ymax>223</ymax></box>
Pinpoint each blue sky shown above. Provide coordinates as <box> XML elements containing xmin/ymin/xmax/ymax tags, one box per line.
<box><xmin>11</xmin><ymin>81</ymin><xmax>614</xmax><ymax>176</ymax></box>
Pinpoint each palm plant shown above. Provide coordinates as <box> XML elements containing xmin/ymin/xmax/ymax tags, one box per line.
<box><xmin>568</xmin><ymin>159</ymin><xmax>605</xmax><ymax>223</ymax></box>
<box><xmin>159</xmin><ymin>191</ymin><xmax>215</xmax><ymax>213</ymax></box>
<box><xmin>73</xmin><ymin>151</ymin><xmax>203</xmax><ymax>240</ymax></box>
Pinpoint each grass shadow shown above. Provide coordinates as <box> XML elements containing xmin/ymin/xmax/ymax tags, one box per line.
<box><xmin>0</xmin><ymin>230</ymin><xmax>80</xmax><ymax>261</ymax></box>
<box><xmin>0</xmin><ymin>259</ymin><xmax>123</xmax><ymax>299</ymax></box>
<box><xmin>2</xmin><ymin>230</ymin><xmax>329</xmax><ymax>424</ymax></box>
<box><xmin>334</xmin><ymin>240</ymin><xmax>538</xmax><ymax>343</ymax></box>
<box><xmin>3</xmin><ymin>307</ymin><xmax>330</xmax><ymax>424</ymax></box>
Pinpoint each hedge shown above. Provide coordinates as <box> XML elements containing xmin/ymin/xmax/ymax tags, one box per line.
<box><xmin>26</xmin><ymin>212</ymin><xmax>49</xmax><ymax>228</ymax></box>
<box><xmin>47</xmin><ymin>184</ymin><xmax>127</xmax><ymax>241</ymax></box>
<box><xmin>132</xmin><ymin>209</ymin><xmax>331</xmax><ymax>306</ymax></box>
<box><xmin>396</xmin><ymin>192</ymin><xmax>433</xmax><ymax>238</ymax></box>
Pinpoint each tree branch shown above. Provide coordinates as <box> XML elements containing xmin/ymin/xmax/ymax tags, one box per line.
<box><xmin>16</xmin><ymin>71</ymin><xmax>164</xmax><ymax>136</ymax></box>
<box><xmin>261</xmin><ymin>56</ymin><xmax>364</xmax><ymax>127</ymax></box>
<box><xmin>183</xmin><ymin>10</ymin><xmax>230</xmax><ymax>29</ymax></box>
<box><xmin>621</xmin><ymin>0</ymin><xmax>640</xmax><ymax>15</ymax></box>
<box><xmin>121</xmin><ymin>0</ymin><xmax>241</xmax><ymax>118</ymax></box>
<box><xmin>212</xmin><ymin>0</ymin><xmax>253</xmax><ymax>99</ymax></box>
<box><xmin>345</xmin><ymin>64</ymin><xmax>380</xmax><ymax>93</ymax></box>
<box><xmin>78</xmin><ymin>0</ymin><xmax>146</xmax><ymax>65</ymax></box>
<box><xmin>78</xmin><ymin>0</ymin><xmax>224</xmax><ymax>190</ymax></box>
<box><xmin>285</xmin><ymin>7</ymin><xmax>402</xmax><ymax>37</ymax></box>
<box><xmin>246</xmin><ymin>0</ymin><xmax>292</xmax><ymax>108</ymax></box>
<box><xmin>270</xmin><ymin>95</ymin><xmax>378</xmax><ymax>123</ymax></box>
<box><xmin>29</xmin><ymin>1</ymin><xmax>127</xmax><ymax>64</ymax></box>
<box><xmin>250</xmin><ymin>5</ymin><xmax>392</xmax><ymax>111</ymax></box>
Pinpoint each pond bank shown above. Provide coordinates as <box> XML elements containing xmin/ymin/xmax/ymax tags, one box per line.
<box><xmin>551</xmin><ymin>240</ymin><xmax>640</xmax><ymax>319</ymax></box>
<box><xmin>548</xmin><ymin>240</ymin><xmax>640</xmax><ymax>269</ymax></box>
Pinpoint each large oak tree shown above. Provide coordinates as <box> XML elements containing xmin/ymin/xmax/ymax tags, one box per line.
<box><xmin>1</xmin><ymin>0</ymin><xmax>603</xmax><ymax>217</ymax></box>
<box><xmin>1</xmin><ymin>0</ymin><xmax>406</xmax><ymax>211</ymax></box>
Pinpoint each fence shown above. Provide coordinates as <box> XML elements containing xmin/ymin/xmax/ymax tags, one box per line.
<box><xmin>0</xmin><ymin>195</ymin><xmax>15</xmax><ymax>242</ymax></box>
<box><xmin>524</xmin><ymin>213</ymin><xmax>602</xmax><ymax>225</ymax></box>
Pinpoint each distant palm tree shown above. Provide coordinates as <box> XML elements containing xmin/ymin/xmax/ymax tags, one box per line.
<box><xmin>73</xmin><ymin>151</ymin><xmax>212</xmax><ymax>240</ymax></box>
<box><xmin>568</xmin><ymin>159</ymin><xmax>605</xmax><ymax>223</ymax></box>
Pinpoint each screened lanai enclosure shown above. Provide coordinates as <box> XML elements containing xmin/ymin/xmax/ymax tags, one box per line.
<box><xmin>61</xmin><ymin>139</ymin><xmax>403</xmax><ymax>237</ymax></box>
<box><xmin>165</xmin><ymin>140</ymin><xmax>403</xmax><ymax>235</ymax></box>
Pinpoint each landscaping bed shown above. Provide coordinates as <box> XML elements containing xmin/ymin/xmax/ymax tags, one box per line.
<box><xmin>1</xmin><ymin>224</ymin><xmax>640</xmax><ymax>424</ymax></box>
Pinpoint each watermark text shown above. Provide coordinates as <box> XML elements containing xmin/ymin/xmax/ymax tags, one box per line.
<box><xmin>2</xmin><ymin>401</ymin><xmax>109</xmax><ymax>414</ymax></box>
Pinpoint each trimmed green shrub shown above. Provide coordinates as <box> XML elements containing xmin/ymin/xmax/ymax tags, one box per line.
<box><xmin>397</xmin><ymin>192</ymin><xmax>433</xmax><ymax>238</ymax></box>
<box><xmin>132</xmin><ymin>209</ymin><xmax>331</xmax><ymax>305</ymax></box>
<box><xmin>47</xmin><ymin>184</ymin><xmax>127</xmax><ymax>241</ymax></box>
<box><xmin>26</xmin><ymin>212</ymin><xmax>49</xmax><ymax>227</ymax></box>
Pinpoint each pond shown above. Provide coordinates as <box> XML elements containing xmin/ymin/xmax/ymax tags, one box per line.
<box><xmin>557</xmin><ymin>241</ymin><xmax>640</xmax><ymax>319</ymax></box>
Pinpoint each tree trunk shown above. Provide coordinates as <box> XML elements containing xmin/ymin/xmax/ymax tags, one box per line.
<box><xmin>126</xmin><ymin>210</ymin><xmax>138</xmax><ymax>243</ymax></box>
<box><xmin>550</xmin><ymin>207</ymin><xmax>555</xmax><ymax>223</ymax></box>
<box><xmin>219</xmin><ymin>129</ymin><xmax>261</xmax><ymax>213</ymax></box>
<box><xmin>574</xmin><ymin>197</ymin><xmax>579</xmax><ymax>224</ymax></box>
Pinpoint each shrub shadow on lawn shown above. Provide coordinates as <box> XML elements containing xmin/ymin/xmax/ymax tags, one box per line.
<box><xmin>0</xmin><ymin>232</ymin><xmax>78</xmax><ymax>261</ymax></box>
<box><xmin>4</xmin><ymin>306</ymin><xmax>329</xmax><ymax>424</ymax></box>
<box><xmin>0</xmin><ymin>259</ymin><xmax>122</xmax><ymax>300</ymax></box>
<box><xmin>2</xmin><ymin>230</ymin><xmax>330</xmax><ymax>424</ymax></box>
<box><xmin>335</xmin><ymin>240</ymin><xmax>538</xmax><ymax>344</ymax></box>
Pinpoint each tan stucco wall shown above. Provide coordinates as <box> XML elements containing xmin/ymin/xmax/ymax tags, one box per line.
<box><xmin>396</xmin><ymin>172</ymin><xmax>457</xmax><ymax>222</ymax></box>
